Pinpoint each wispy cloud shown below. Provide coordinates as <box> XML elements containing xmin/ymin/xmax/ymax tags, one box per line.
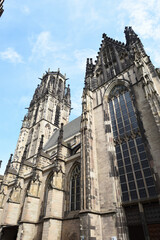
<box><xmin>0</xmin><ymin>48</ymin><xmax>23</xmax><ymax>63</ymax></box>
<box><xmin>22</xmin><ymin>6</ymin><xmax>30</xmax><ymax>15</ymax></box>
<box><xmin>67</xmin><ymin>0</ymin><xmax>87</xmax><ymax>20</ymax></box>
<box><xmin>67</xmin><ymin>0</ymin><xmax>108</xmax><ymax>30</ymax></box>
<box><xmin>29</xmin><ymin>31</ymin><xmax>67</xmax><ymax>62</ymax></box>
<box><xmin>73</xmin><ymin>48</ymin><xmax>97</xmax><ymax>71</ymax></box>
<box><xmin>19</xmin><ymin>96</ymin><xmax>31</xmax><ymax>106</ymax></box>
<box><xmin>146</xmin><ymin>46</ymin><xmax>160</xmax><ymax>67</ymax></box>
<box><xmin>119</xmin><ymin>0</ymin><xmax>160</xmax><ymax>40</ymax></box>
<box><xmin>71</xmin><ymin>89</ymin><xmax>83</xmax><ymax>117</ymax></box>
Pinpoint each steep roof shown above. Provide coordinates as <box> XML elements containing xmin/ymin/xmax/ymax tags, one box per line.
<box><xmin>44</xmin><ymin>116</ymin><xmax>81</xmax><ymax>151</ymax></box>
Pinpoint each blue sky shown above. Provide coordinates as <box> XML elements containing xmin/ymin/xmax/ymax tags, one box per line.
<box><xmin>0</xmin><ymin>0</ymin><xmax>160</xmax><ymax>174</ymax></box>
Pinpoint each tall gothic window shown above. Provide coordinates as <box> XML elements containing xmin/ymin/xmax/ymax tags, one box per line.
<box><xmin>54</xmin><ymin>105</ymin><xmax>60</xmax><ymax>127</ymax></box>
<box><xmin>109</xmin><ymin>85</ymin><xmax>157</xmax><ymax>202</ymax></box>
<box><xmin>70</xmin><ymin>164</ymin><xmax>81</xmax><ymax>211</ymax></box>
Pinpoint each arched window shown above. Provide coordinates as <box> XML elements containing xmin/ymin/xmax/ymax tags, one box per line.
<box><xmin>70</xmin><ymin>164</ymin><xmax>81</xmax><ymax>211</ymax></box>
<box><xmin>108</xmin><ymin>85</ymin><xmax>157</xmax><ymax>202</ymax></box>
<box><xmin>54</xmin><ymin>105</ymin><xmax>60</xmax><ymax>127</ymax></box>
<box><xmin>45</xmin><ymin>123</ymin><xmax>51</xmax><ymax>140</ymax></box>
<box><xmin>42</xmin><ymin>172</ymin><xmax>54</xmax><ymax>218</ymax></box>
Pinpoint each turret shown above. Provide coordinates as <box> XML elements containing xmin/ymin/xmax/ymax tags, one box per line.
<box><xmin>85</xmin><ymin>58</ymin><xmax>95</xmax><ymax>89</ymax></box>
<box><xmin>124</xmin><ymin>26</ymin><xmax>139</xmax><ymax>46</ymax></box>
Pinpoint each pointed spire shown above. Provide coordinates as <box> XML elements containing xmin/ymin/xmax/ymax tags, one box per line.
<box><xmin>22</xmin><ymin>144</ymin><xmax>28</xmax><ymax>163</ymax></box>
<box><xmin>65</xmin><ymin>84</ymin><xmax>71</xmax><ymax>104</ymax></box>
<box><xmin>57</xmin><ymin>123</ymin><xmax>64</xmax><ymax>160</ymax></box>
<box><xmin>102</xmin><ymin>33</ymin><xmax>107</xmax><ymax>39</ymax></box>
<box><xmin>86</xmin><ymin>58</ymin><xmax>94</xmax><ymax>77</ymax></box>
<box><xmin>124</xmin><ymin>26</ymin><xmax>139</xmax><ymax>45</ymax></box>
<box><xmin>85</xmin><ymin>58</ymin><xmax>95</xmax><ymax>89</ymax></box>
<box><xmin>4</xmin><ymin>154</ymin><xmax>13</xmax><ymax>174</ymax></box>
<box><xmin>58</xmin><ymin>123</ymin><xmax>63</xmax><ymax>144</ymax></box>
<box><xmin>57</xmin><ymin>68</ymin><xmax>60</xmax><ymax>77</ymax></box>
<box><xmin>38</xmin><ymin>135</ymin><xmax>44</xmax><ymax>154</ymax></box>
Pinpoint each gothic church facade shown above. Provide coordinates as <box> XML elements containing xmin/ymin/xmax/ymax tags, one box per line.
<box><xmin>0</xmin><ymin>27</ymin><xmax>160</xmax><ymax>240</ymax></box>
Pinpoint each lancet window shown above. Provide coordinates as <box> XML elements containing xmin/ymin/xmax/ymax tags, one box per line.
<box><xmin>108</xmin><ymin>85</ymin><xmax>157</xmax><ymax>202</ymax></box>
<box><xmin>54</xmin><ymin>105</ymin><xmax>60</xmax><ymax>127</ymax></box>
<box><xmin>70</xmin><ymin>164</ymin><xmax>81</xmax><ymax>211</ymax></box>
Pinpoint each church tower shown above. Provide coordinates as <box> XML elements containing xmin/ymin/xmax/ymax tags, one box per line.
<box><xmin>11</xmin><ymin>69</ymin><xmax>71</xmax><ymax>172</ymax></box>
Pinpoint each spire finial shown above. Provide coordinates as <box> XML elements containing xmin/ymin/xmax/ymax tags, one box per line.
<box><xmin>38</xmin><ymin>135</ymin><xmax>44</xmax><ymax>154</ymax></box>
<box><xmin>124</xmin><ymin>26</ymin><xmax>139</xmax><ymax>45</ymax></box>
<box><xmin>22</xmin><ymin>144</ymin><xmax>28</xmax><ymax>163</ymax></box>
<box><xmin>5</xmin><ymin>154</ymin><xmax>13</xmax><ymax>174</ymax></box>
<box><xmin>58</xmin><ymin>123</ymin><xmax>64</xmax><ymax>144</ymax></box>
<box><xmin>56</xmin><ymin>123</ymin><xmax>64</xmax><ymax>160</ymax></box>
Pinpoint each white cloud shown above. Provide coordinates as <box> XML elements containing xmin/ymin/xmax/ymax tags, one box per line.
<box><xmin>0</xmin><ymin>48</ymin><xmax>23</xmax><ymax>63</ymax></box>
<box><xmin>72</xmin><ymin>100</ymin><xmax>82</xmax><ymax>117</ymax></box>
<box><xmin>67</xmin><ymin>0</ymin><xmax>87</xmax><ymax>20</ymax></box>
<box><xmin>22</xmin><ymin>6</ymin><xmax>30</xmax><ymax>15</ymax></box>
<box><xmin>117</xmin><ymin>0</ymin><xmax>160</xmax><ymax>66</ymax></box>
<box><xmin>19</xmin><ymin>96</ymin><xmax>31</xmax><ymax>106</ymax></box>
<box><xmin>29</xmin><ymin>31</ymin><xmax>68</xmax><ymax>62</ymax></box>
<box><xmin>71</xmin><ymin>90</ymin><xmax>82</xmax><ymax>117</ymax></box>
<box><xmin>146</xmin><ymin>46</ymin><xmax>160</xmax><ymax>67</ymax></box>
<box><xmin>67</xmin><ymin>0</ymin><xmax>108</xmax><ymax>30</ymax></box>
<box><xmin>73</xmin><ymin>48</ymin><xmax>97</xmax><ymax>71</ymax></box>
<box><xmin>119</xmin><ymin>0</ymin><xmax>160</xmax><ymax>40</ymax></box>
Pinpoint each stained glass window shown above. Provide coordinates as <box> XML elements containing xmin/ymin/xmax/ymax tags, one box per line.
<box><xmin>54</xmin><ymin>106</ymin><xmax>60</xmax><ymax>127</ymax></box>
<box><xmin>109</xmin><ymin>85</ymin><xmax>157</xmax><ymax>202</ymax></box>
<box><xmin>70</xmin><ymin>165</ymin><xmax>81</xmax><ymax>211</ymax></box>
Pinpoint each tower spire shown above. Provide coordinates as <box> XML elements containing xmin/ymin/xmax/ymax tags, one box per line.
<box><xmin>124</xmin><ymin>26</ymin><xmax>139</xmax><ymax>45</ymax></box>
<box><xmin>4</xmin><ymin>154</ymin><xmax>13</xmax><ymax>174</ymax></box>
<box><xmin>37</xmin><ymin>134</ymin><xmax>44</xmax><ymax>155</ymax></box>
<box><xmin>10</xmin><ymin>69</ymin><xmax>71</xmax><ymax>169</ymax></box>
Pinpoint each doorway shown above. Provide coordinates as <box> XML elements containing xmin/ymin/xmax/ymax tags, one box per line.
<box><xmin>128</xmin><ymin>225</ymin><xmax>145</xmax><ymax>240</ymax></box>
<box><xmin>148</xmin><ymin>224</ymin><xmax>160</xmax><ymax>240</ymax></box>
<box><xmin>1</xmin><ymin>226</ymin><xmax>18</xmax><ymax>240</ymax></box>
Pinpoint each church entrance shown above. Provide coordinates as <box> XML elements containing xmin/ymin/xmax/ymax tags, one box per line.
<box><xmin>125</xmin><ymin>202</ymin><xmax>160</xmax><ymax>240</ymax></box>
<box><xmin>1</xmin><ymin>226</ymin><xmax>18</xmax><ymax>240</ymax></box>
<box><xmin>124</xmin><ymin>205</ymin><xmax>145</xmax><ymax>240</ymax></box>
<box><xmin>128</xmin><ymin>225</ymin><xmax>145</xmax><ymax>240</ymax></box>
<box><xmin>148</xmin><ymin>223</ymin><xmax>160</xmax><ymax>240</ymax></box>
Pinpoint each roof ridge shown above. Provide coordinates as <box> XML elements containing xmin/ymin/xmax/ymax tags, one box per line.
<box><xmin>102</xmin><ymin>33</ymin><xmax>125</xmax><ymax>47</ymax></box>
<box><xmin>43</xmin><ymin>116</ymin><xmax>81</xmax><ymax>151</ymax></box>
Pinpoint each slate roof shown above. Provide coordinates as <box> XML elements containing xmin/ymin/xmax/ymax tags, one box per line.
<box><xmin>44</xmin><ymin>116</ymin><xmax>81</xmax><ymax>151</ymax></box>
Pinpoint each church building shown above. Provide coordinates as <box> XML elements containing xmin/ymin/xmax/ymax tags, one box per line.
<box><xmin>0</xmin><ymin>27</ymin><xmax>160</xmax><ymax>240</ymax></box>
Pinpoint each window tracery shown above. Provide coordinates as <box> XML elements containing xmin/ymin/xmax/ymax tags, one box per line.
<box><xmin>54</xmin><ymin>105</ymin><xmax>60</xmax><ymax>127</ymax></box>
<box><xmin>70</xmin><ymin>164</ymin><xmax>81</xmax><ymax>211</ymax></box>
<box><xmin>109</xmin><ymin>85</ymin><xmax>157</xmax><ymax>202</ymax></box>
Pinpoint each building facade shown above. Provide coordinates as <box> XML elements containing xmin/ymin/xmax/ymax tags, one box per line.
<box><xmin>0</xmin><ymin>27</ymin><xmax>160</xmax><ymax>240</ymax></box>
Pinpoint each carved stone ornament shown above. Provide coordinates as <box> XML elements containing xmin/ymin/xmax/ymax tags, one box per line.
<box><xmin>8</xmin><ymin>181</ymin><xmax>22</xmax><ymax>203</ymax></box>
<box><xmin>27</xmin><ymin>172</ymin><xmax>42</xmax><ymax>197</ymax></box>
<box><xmin>48</xmin><ymin>164</ymin><xmax>64</xmax><ymax>190</ymax></box>
<box><xmin>0</xmin><ymin>189</ymin><xmax>6</xmax><ymax>207</ymax></box>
